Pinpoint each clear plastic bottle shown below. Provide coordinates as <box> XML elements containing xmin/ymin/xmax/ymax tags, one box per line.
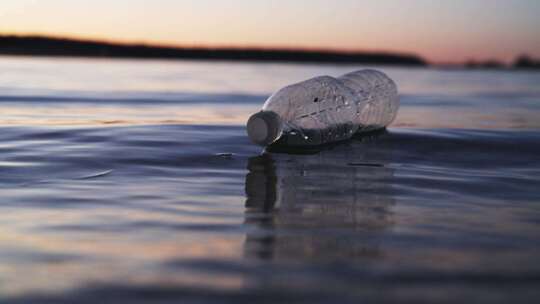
<box><xmin>247</xmin><ymin>69</ymin><xmax>399</xmax><ymax>146</ymax></box>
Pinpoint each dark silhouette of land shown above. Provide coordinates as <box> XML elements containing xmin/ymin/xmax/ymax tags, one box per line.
<box><xmin>513</xmin><ymin>55</ymin><xmax>540</xmax><ymax>69</ymax></box>
<box><xmin>462</xmin><ymin>55</ymin><xmax>540</xmax><ymax>70</ymax></box>
<box><xmin>0</xmin><ymin>35</ymin><xmax>426</xmax><ymax>66</ymax></box>
<box><xmin>2</xmin><ymin>35</ymin><xmax>538</xmax><ymax>70</ymax></box>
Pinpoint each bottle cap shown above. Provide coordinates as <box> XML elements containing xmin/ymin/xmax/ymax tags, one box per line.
<box><xmin>247</xmin><ymin>111</ymin><xmax>282</xmax><ymax>146</ymax></box>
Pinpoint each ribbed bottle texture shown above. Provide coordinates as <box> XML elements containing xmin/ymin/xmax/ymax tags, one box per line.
<box><xmin>247</xmin><ymin>69</ymin><xmax>399</xmax><ymax>146</ymax></box>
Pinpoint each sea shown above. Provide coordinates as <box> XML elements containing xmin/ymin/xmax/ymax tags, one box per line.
<box><xmin>0</xmin><ymin>55</ymin><xmax>539</xmax><ymax>303</ymax></box>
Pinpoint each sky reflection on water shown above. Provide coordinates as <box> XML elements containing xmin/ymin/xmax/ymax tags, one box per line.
<box><xmin>0</xmin><ymin>57</ymin><xmax>539</xmax><ymax>303</ymax></box>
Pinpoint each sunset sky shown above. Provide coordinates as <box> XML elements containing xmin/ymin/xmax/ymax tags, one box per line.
<box><xmin>1</xmin><ymin>0</ymin><xmax>539</xmax><ymax>63</ymax></box>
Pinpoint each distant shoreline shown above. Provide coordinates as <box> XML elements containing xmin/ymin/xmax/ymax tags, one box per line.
<box><xmin>2</xmin><ymin>35</ymin><xmax>539</xmax><ymax>70</ymax></box>
<box><xmin>0</xmin><ymin>35</ymin><xmax>427</xmax><ymax>66</ymax></box>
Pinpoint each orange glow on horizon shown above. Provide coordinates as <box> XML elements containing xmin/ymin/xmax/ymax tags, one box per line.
<box><xmin>1</xmin><ymin>0</ymin><xmax>539</xmax><ymax>64</ymax></box>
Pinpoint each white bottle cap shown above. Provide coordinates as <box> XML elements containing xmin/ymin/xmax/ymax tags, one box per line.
<box><xmin>246</xmin><ymin>111</ymin><xmax>282</xmax><ymax>146</ymax></box>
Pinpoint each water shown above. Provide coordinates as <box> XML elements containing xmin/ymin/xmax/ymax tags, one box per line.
<box><xmin>1</xmin><ymin>56</ymin><xmax>539</xmax><ymax>303</ymax></box>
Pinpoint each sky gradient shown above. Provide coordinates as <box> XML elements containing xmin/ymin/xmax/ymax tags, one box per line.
<box><xmin>1</xmin><ymin>0</ymin><xmax>539</xmax><ymax>63</ymax></box>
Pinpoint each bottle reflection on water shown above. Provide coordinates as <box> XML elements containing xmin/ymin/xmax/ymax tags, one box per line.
<box><xmin>244</xmin><ymin>137</ymin><xmax>396</xmax><ymax>261</ymax></box>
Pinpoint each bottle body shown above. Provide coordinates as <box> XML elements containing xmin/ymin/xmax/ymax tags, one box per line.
<box><xmin>247</xmin><ymin>69</ymin><xmax>399</xmax><ymax>146</ymax></box>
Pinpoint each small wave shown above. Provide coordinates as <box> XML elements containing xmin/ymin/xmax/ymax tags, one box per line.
<box><xmin>78</xmin><ymin>170</ymin><xmax>114</xmax><ymax>180</ymax></box>
<box><xmin>0</xmin><ymin>92</ymin><xmax>266</xmax><ymax>105</ymax></box>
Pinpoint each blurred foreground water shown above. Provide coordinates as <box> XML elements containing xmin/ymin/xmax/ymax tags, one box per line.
<box><xmin>0</xmin><ymin>56</ymin><xmax>539</xmax><ymax>303</ymax></box>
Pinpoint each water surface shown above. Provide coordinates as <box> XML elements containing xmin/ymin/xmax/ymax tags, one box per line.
<box><xmin>1</xmin><ymin>56</ymin><xmax>539</xmax><ymax>303</ymax></box>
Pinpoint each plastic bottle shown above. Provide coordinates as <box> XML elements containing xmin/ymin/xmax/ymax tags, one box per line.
<box><xmin>246</xmin><ymin>69</ymin><xmax>399</xmax><ymax>146</ymax></box>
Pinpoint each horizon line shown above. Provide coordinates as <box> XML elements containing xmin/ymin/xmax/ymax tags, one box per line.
<box><xmin>0</xmin><ymin>33</ymin><xmax>428</xmax><ymax>66</ymax></box>
<box><xmin>0</xmin><ymin>32</ymin><xmax>425</xmax><ymax>58</ymax></box>
<box><xmin>2</xmin><ymin>32</ymin><xmax>538</xmax><ymax>68</ymax></box>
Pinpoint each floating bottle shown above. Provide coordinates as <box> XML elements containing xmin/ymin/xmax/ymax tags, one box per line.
<box><xmin>246</xmin><ymin>69</ymin><xmax>399</xmax><ymax>146</ymax></box>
